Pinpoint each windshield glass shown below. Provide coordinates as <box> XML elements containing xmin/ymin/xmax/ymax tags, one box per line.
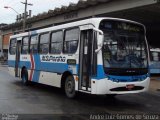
<box><xmin>100</xmin><ymin>20</ymin><xmax>148</xmax><ymax>75</ymax></box>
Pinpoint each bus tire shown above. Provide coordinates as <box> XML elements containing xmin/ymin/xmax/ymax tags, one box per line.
<box><xmin>65</xmin><ymin>75</ymin><xmax>76</xmax><ymax>98</ymax></box>
<box><xmin>21</xmin><ymin>68</ymin><xmax>29</xmax><ymax>85</ymax></box>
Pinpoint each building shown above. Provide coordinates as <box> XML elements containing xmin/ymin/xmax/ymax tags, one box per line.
<box><xmin>0</xmin><ymin>24</ymin><xmax>7</xmax><ymax>57</ymax></box>
<box><xmin>0</xmin><ymin>0</ymin><xmax>160</xmax><ymax>55</ymax></box>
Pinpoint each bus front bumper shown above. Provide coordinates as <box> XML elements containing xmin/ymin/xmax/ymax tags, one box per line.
<box><xmin>91</xmin><ymin>77</ymin><xmax>150</xmax><ymax>95</ymax></box>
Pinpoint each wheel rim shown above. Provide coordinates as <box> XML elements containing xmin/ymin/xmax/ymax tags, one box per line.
<box><xmin>65</xmin><ymin>77</ymin><xmax>75</xmax><ymax>97</ymax></box>
<box><xmin>22</xmin><ymin>74</ymin><xmax>26</xmax><ymax>84</ymax></box>
<box><xmin>66</xmin><ymin>80</ymin><xmax>74</xmax><ymax>93</ymax></box>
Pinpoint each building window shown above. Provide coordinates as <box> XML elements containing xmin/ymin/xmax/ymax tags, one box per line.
<box><xmin>30</xmin><ymin>35</ymin><xmax>38</xmax><ymax>54</ymax></box>
<box><xmin>9</xmin><ymin>39</ymin><xmax>16</xmax><ymax>55</ymax></box>
<box><xmin>51</xmin><ymin>31</ymin><xmax>63</xmax><ymax>54</ymax></box>
<box><xmin>39</xmin><ymin>33</ymin><xmax>49</xmax><ymax>54</ymax></box>
<box><xmin>21</xmin><ymin>36</ymin><xmax>29</xmax><ymax>54</ymax></box>
<box><xmin>63</xmin><ymin>28</ymin><xmax>79</xmax><ymax>54</ymax></box>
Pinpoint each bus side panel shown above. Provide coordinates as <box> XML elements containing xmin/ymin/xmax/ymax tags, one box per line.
<box><xmin>19</xmin><ymin>54</ymin><xmax>79</xmax><ymax>88</ymax></box>
<box><xmin>150</xmin><ymin>61</ymin><xmax>160</xmax><ymax>74</ymax></box>
<box><xmin>8</xmin><ymin>55</ymin><xmax>16</xmax><ymax>76</ymax></box>
<box><xmin>150</xmin><ymin>68</ymin><xmax>160</xmax><ymax>74</ymax></box>
<box><xmin>38</xmin><ymin>72</ymin><xmax>61</xmax><ymax>87</ymax></box>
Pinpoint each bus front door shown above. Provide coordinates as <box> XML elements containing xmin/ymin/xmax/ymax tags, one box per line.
<box><xmin>15</xmin><ymin>40</ymin><xmax>21</xmax><ymax>77</ymax></box>
<box><xmin>79</xmin><ymin>30</ymin><xmax>97</xmax><ymax>91</ymax></box>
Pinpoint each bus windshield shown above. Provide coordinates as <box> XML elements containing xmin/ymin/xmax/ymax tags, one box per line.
<box><xmin>99</xmin><ymin>20</ymin><xmax>148</xmax><ymax>75</ymax></box>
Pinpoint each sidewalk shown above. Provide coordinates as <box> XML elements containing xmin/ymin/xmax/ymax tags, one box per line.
<box><xmin>0</xmin><ymin>62</ymin><xmax>8</xmax><ymax>72</ymax></box>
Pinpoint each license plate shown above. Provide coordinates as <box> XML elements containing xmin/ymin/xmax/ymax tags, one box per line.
<box><xmin>126</xmin><ymin>84</ymin><xmax>135</xmax><ymax>89</ymax></box>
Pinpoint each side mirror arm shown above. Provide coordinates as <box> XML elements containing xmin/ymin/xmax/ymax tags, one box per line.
<box><xmin>93</xmin><ymin>28</ymin><xmax>104</xmax><ymax>53</ymax></box>
<box><xmin>95</xmin><ymin>44</ymin><xmax>103</xmax><ymax>53</ymax></box>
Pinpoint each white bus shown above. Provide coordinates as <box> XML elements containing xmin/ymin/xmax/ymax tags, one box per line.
<box><xmin>8</xmin><ymin>17</ymin><xmax>150</xmax><ymax>98</ymax></box>
<box><xmin>150</xmin><ymin>48</ymin><xmax>160</xmax><ymax>74</ymax></box>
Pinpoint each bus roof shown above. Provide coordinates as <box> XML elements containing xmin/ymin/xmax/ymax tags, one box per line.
<box><xmin>10</xmin><ymin>17</ymin><xmax>145</xmax><ymax>39</ymax></box>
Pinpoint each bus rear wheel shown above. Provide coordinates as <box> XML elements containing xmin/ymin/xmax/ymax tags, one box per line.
<box><xmin>21</xmin><ymin>68</ymin><xmax>28</xmax><ymax>85</ymax></box>
<box><xmin>65</xmin><ymin>75</ymin><xmax>76</xmax><ymax>98</ymax></box>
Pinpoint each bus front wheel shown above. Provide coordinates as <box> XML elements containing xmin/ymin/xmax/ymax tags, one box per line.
<box><xmin>65</xmin><ymin>75</ymin><xmax>76</xmax><ymax>98</ymax></box>
<box><xmin>21</xmin><ymin>68</ymin><xmax>29</xmax><ymax>85</ymax></box>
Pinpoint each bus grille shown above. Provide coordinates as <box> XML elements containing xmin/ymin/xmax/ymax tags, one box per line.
<box><xmin>110</xmin><ymin>86</ymin><xmax>144</xmax><ymax>91</ymax></box>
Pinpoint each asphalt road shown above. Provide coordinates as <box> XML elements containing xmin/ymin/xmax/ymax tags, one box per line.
<box><xmin>0</xmin><ymin>65</ymin><xmax>160</xmax><ymax>120</ymax></box>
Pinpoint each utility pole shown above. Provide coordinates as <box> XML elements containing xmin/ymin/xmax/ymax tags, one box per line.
<box><xmin>21</xmin><ymin>0</ymin><xmax>33</xmax><ymax>32</ymax></box>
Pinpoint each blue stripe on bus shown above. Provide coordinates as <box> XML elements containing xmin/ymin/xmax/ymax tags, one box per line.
<box><xmin>33</xmin><ymin>54</ymin><xmax>40</xmax><ymax>70</ymax></box>
<box><xmin>8</xmin><ymin>60</ymin><xmax>69</xmax><ymax>73</ymax></box>
<box><xmin>8</xmin><ymin>60</ymin><xmax>15</xmax><ymax>67</ymax></box>
<box><xmin>106</xmin><ymin>74</ymin><xmax>148</xmax><ymax>82</ymax></box>
<box><xmin>8</xmin><ymin>60</ymin><xmax>31</xmax><ymax>69</ymax></box>
<box><xmin>40</xmin><ymin>62</ymin><xmax>68</xmax><ymax>73</ymax></box>
<box><xmin>8</xmin><ymin>59</ymin><xmax>148</xmax><ymax>82</ymax></box>
<box><xmin>32</xmin><ymin>70</ymin><xmax>40</xmax><ymax>82</ymax></box>
<box><xmin>20</xmin><ymin>61</ymin><xmax>31</xmax><ymax>69</ymax></box>
<box><xmin>97</xmin><ymin>65</ymin><xmax>106</xmax><ymax>79</ymax></box>
<box><xmin>93</xmin><ymin>65</ymin><xmax>148</xmax><ymax>82</ymax></box>
<box><xmin>32</xmin><ymin>55</ymin><xmax>40</xmax><ymax>82</ymax></box>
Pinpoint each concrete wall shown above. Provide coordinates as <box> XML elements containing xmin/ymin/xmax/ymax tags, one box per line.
<box><xmin>28</xmin><ymin>0</ymin><xmax>157</xmax><ymax>30</ymax></box>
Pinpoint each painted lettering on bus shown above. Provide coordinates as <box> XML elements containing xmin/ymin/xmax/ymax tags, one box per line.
<box><xmin>22</xmin><ymin>56</ymin><xmax>28</xmax><ymax>60</ymax></box>
<box><xmin>41</xmin><ymin>55</ymin><xmax>66</xmax><ymax>62</ymax></box>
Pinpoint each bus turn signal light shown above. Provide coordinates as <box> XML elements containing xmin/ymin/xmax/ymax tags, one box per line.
<box><xmin>75</xmin><ymin>76</ymin><xmax>78</xmax><ymax>81</ymax></box>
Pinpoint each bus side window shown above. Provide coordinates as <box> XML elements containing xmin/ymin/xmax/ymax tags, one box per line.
<box><xmin>9</xmin><ymin>39</ymin><xmax>16</xmax><ymax>55</ymax></box>
<box><xmin>39</xmin><ymin>33</ymin><xmax>49</xmax><ymax>54</ymax></box>
<box><xmin>63</xmin><ymin>28</ymin><xmax>79</xmax><ymax>54</ymax></box>
<box><xmin>159</xmin><ymin>52</ymin><xmax>160</xmax><ymax>61</ymax></box>
<box><xmin>21</xmin><ymin>36</ymin><xmax>29</xmax><ymax>54</ymax></box>
<box><xmin>50</xmin><ymin>31</ymin><xmax>63</xmax><ymax>54</ymax></box>
<box><xmin>152</xmin><ymin>52</ymin><xmax>159</xmax><ymax>61</ymax></box>
<box><xmin>30</xmin><ymin>35</ymin><xmax>38</xmax><ymax>54</ymax></box>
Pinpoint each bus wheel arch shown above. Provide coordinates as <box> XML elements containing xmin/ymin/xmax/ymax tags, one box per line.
<box><xmin>21</xmin><ymin>66</ymin><xmax>29</xmax><ymax>85</ymax></box>
<box><xmin>61</xmin><ymin>71</ymin><xmax>76</xmax><ymax>98</ymax></box>
<box><xmin>61</xmin><ymin>71</ymin><xmax>72</xmax><ymax>89</ymax></box>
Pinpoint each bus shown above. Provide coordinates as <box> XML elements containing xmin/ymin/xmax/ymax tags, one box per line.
<box><xmin>150</xmin><ymin>48</ymin><xmax>160</xmax><ymax>74</ymax></box>
<box><xmin>8</xmin><ymin>17</ymin><xmax>150</xmax><ymax>98</ymax></box>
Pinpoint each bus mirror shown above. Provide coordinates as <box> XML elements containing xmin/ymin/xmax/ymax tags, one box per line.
<box><xmin>95</xmin><ymin>43</ymin><xmax>103</xmax><ymax>53</ymax></box>
<box><xmin>95</xmin><ymin>30</ymin><xmax>104</xmax><ymax>53</ymax></box>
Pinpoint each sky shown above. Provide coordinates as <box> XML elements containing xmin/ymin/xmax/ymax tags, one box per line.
<box><xmin>0</xmin><ymin>0</ymin><xmax>79</xmax><ymax>24</ymax></box>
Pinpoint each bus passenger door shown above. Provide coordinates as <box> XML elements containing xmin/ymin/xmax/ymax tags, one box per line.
<box><xmin>79</xmin><ymin>30</ymin><xmax>97</xmax><ymax>91</ymax></box>
<box><xmin>15</xmin><ymin>40</ymin><xmax>21</xmax><ymax>77</ymax></box>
